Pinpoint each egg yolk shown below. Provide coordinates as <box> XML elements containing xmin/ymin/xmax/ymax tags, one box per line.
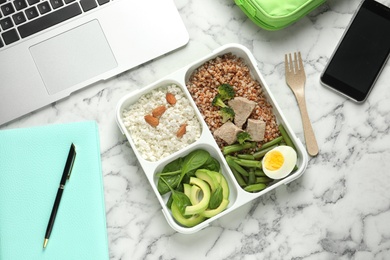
<box><xmin>264</xmin><ymin>150</ymin><xmax>285</xmax><ymax>171</ymax></box>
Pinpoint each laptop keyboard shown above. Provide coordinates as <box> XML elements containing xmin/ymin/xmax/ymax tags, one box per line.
<box><xmin>0</xmin><ymin>0</ymin><xmax>110</xmax><ymax>48</ymax></box>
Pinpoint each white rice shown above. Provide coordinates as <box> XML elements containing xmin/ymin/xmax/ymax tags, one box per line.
<box><xmin>122</xmin><ymin>84</ymin><xmax>202</xmax><ymax>162</ymax></box>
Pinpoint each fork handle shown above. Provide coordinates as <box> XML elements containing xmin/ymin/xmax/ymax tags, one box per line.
<box><xmin>294</xmin><ymin>93</ymin><xmax>319</xmax><ymax>156</ymax></box>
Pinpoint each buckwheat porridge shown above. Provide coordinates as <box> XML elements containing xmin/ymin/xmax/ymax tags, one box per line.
<box><xmin>186</xmin><ymin>53</ymin><xmax>280</xmax><ymax>149</ymax></box>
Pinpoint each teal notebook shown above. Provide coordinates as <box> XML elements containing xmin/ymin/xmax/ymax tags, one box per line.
<box><xmin>0</xmin><ymin>121</ymin><xmax>109</xmax><ymax>260</ymax></box>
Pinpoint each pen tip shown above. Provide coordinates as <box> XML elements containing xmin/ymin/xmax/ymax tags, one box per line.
<box><xmin>43</xmin><ymin>238</ymin><xmax>48</xmax><ymax>248</ymax></box>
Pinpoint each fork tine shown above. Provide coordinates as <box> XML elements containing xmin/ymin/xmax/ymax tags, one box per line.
<box><xmin>288</xmin><ymin>53</ymin><xmax>294</xmax><ymax>73</ymax></box>
<box><xmin>284</xmin><ymin>54</ymin><xmax>288</xmax><ymax>72</ymax></box>
<box><xmin>285</xmin><ymin>52</ymin><xmax>305</xmax><ymax>74</ymax></box>
<box><xmin>297</xmin><ymin>52</ymin><xmax>304</xmax><ymax>71</ymax></box>
<box><xmin>294</xmin><ymin>53</ymin><xmax>299</xmax><ymax>73</ymax></box>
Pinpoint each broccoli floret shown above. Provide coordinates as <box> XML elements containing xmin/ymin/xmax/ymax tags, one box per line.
<box><xmin>218</xmin><ymin>84</ymin><xmax>235</xmax><ymax>101</ymax></box>
<box><xmin>220</xmin><ymin>107</ymin><xmax>235</xmax><ymax>123</ymax></box>
<box><xmin>212</xmin><ymin>94</ymin><xmax>227</xmax><ymax>108</ymax></box>
<box><xmin>237</xmin><ymin>132</ymin><xmax>252</xmax><ymax>144</ymax></box>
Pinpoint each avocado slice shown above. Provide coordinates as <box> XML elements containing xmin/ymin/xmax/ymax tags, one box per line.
<box><xmin>184</xmin><ymin>177</ymin><xmax>211</xmax><ymax>216</ymax></box>
<box><xmin>219</xmin><ymin>174</ymin><xmax>230</xmax><ymax>200</ymax></box>
<box><xmin>201</xmin><ymin>199</ymin><xmax>229</xmax><ymax>218</ymax></box>
<box><xmin>195</xmin><ymin>169</ymin><xmax>219</xmax><ymax>192</ymax></box>
<box><xmin>183</xmin><ymin>183</ymin><xmax>192</xmax><ymax>198</ymax></box>
<box><xmin>171</xmin><ymin>202</ymin><xmax>206</xmax><ymax>227</ymax></box>
<box><xmin>207</xmin><ymin>171</ymin><xmax>230</xmax><ymax>200</ymax></box>
<box><xmin>189</xmin><ymin>185</ymin><xmax>201</xmax><ymax>205</ymax></box>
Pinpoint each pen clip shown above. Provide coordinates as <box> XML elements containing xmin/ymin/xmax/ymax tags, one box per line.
<box><xmin>65</xmin><ymin>143</ymin><xmax>76</xmax><ymax>180</ymax></box>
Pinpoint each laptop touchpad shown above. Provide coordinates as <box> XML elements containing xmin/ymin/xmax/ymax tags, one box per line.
<box><xmin>30</xmin><ymin>20</ymin><xmax>117</xmax><ymax>95</ymax></box>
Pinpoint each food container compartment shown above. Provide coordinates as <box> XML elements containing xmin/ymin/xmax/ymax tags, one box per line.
<box><xmin>154</xmin><ymin>143</ymin><xmax>239</xmax><ymax>234</ymax></box>
<box><xmin>183</xmin><ymin>44</ymin><xmax>309</xmax><ymax>187</ymax></box>
<box><xmin>116</xmin><ymin>43</ymin><xmax>309</xmax><ymax>234</ymax></box>
<box><xmin>116</xmin><ymin>79</ymin><xmax>204</xmax><ymax>164</ymax></box>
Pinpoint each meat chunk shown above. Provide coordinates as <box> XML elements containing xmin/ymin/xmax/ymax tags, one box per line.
<box><xmin>228</xmin><ymin>97</ymin><xmax>256</xmax><ymax>128</ymax></box>
<box><xmin>246</xmin><ymin>119</ymin><xmax>266</xmax><ymax>142</ymax></box>
<box><xmin>213</xmin><ymin>121</ymin><xmax>243</xmax><ymax>145</ymax></box>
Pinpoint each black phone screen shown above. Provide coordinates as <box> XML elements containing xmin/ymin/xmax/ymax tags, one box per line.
<box><xmin>321</xmin><ymin>0</ymin><xmax>390</xmax><ymax>102</ymax></box>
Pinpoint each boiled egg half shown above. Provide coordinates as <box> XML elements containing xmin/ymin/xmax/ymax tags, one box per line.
<box><xmin>262</xmin><ymin>145</ymin><xmax>297</xmax><ymax>179</ymax></box>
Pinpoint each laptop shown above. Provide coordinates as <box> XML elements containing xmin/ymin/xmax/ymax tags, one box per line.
<box><xmin>0</xmin><ymin>0</ymin><xmax>189</xmax><ymax>126</ymax></box>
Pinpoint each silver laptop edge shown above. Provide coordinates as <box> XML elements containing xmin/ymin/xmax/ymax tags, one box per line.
<box><xmin>0</xmin><ymin>0</ymin><xmax>189</xmax><ymax>125</ymax></box>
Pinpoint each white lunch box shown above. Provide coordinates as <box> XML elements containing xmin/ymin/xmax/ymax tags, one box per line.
<box><xmin>115</xmin><ymin>43</ymin><xmax>309</xmax><ymax>234</ymax></box>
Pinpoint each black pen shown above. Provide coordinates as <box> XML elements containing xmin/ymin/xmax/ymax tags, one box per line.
<box><xmin>43</xmin><ymin>143</ymin><xmax>76</xmax><ymax>248</ymax></box>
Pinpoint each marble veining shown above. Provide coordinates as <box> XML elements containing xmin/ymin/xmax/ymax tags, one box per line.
<box><xmin>2</xmin><ymin>0</ymin><xmax>390</xmax><ymax>259</ymax></box>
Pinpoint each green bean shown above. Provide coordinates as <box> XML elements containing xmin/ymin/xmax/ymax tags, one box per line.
<box><xmin>230</xmin><ymin>167</ymin><xmax>247</xmax><ymax>187</ymax></box>
<box><xmin>278</xmin><ymin>124</ymin><xmax>296</xmax><ymax>150</ymax></box>
<box><xmin>222</xmin><ymin>142</ymin><xmax>256</xmax><ymax>155</ymax></box>
<box><xmin>255</xmin><ymin>177</ymin><xmax>273</xmax><ymax>183</ymax></box>
<box><xmin>248</xmin><ymin>169</ymin><xmax>256</xmax><ymax>185</ymax></box>
<box><xmin>253</xmin><ymin>145</ymin><xmax>278</xmax><ymax>159</ymax></box>
<box><xmin>254</xmin><ymin>169</ymin><xmax>266</xmax><ymax>177</ymax></box>
<box><xmin>233</xmin><ymin>158</ymin><xmax>262</xmax><ymax>169</ymax></box>
<box><xmin>261</xmin><ymin>136</ymin><xmax>283</xmax><ymax>150</ymax></box>
<box><xmin>226</xmin><ymin>156</ymin><xmax>249</xmax><ymax>177</ymax></box>
<box><xmin>244</xmin><ymin>183</ymin><xmax>267</xmax><ymax>192</ymax></box>
<box><xmin>237</xmin><ymin>154</ymin><xmax>255</xmax><ymax>160</ymax></box>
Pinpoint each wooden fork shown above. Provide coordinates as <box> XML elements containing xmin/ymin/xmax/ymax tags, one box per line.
<box><xmin>285</xmin><ymin>52</ymin><xmax>319</xmax><ymax>156</ymax></box>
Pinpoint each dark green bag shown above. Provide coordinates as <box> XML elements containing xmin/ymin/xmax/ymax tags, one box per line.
<box><xmin>235</xmin><ymin>0</ymin><xmax>326</xmax><ymax>30</ymax></box>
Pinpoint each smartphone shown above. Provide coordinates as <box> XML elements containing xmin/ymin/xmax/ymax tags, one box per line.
<box><xmin>320</xmin><ymin>0</ymin><xmax>390</xmax><ymax>102</ymax></box>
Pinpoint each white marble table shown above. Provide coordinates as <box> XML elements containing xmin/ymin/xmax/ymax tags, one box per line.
<box><xmin>2</xmin><ymin>0</ymin><xmax>390</xmax><ymax>259</ymax></box>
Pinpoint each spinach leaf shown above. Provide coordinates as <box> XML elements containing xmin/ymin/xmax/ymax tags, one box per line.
<box><xmin>172</xmin><ymin>191</ymin><xmax>192</xmax><ymax>216</ymax></box>
<box><xmin>157</xmin><ymin>157</ymin><xmax>185</xmax><ymax>194</ymax></box>
<box><xmin>202</xmin><ymin>156</ymin><xmax>221</xmax><ymax>172</ymax></box>
<box><xmin>162</xmin><ymin>157</ymin><xmax>183</xmax><ymax>173</ymax></box>
<box><xmin>185</xmin><ymin>156</ymin><xmax>220</xmax><ymax>177</ymax></box>
<box><xmin>157</xmin><ymin>170</ymin><xmax>181</xmax><ymax>177</ymax></box>
<box><xmin>158</xmin><ymin>149</ymin><xmax>214</xmax><ymax>198</ymax></box>
<box><xmin>157</xmin><ymin>174</ymin><xmax>181</xmax><ymax>195</ymax></box>
<box><xmin>181</xmin><ymin>150</ymin><xmax>210</xmax><ymax>175</ymax></box>
<box><xmin>166</xmin><ymin>193</ymin><xmax>173</xmax><ymax>209</ymax></box>
<box><xmin>181</xmin><ymin>174</ymin><xmax>191</xmax><ymax>185</ymax></box>
<box><xmin>209</xmin><ymin>186</ymin><xmax>223</xmax><ymax>209</ymax></box>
